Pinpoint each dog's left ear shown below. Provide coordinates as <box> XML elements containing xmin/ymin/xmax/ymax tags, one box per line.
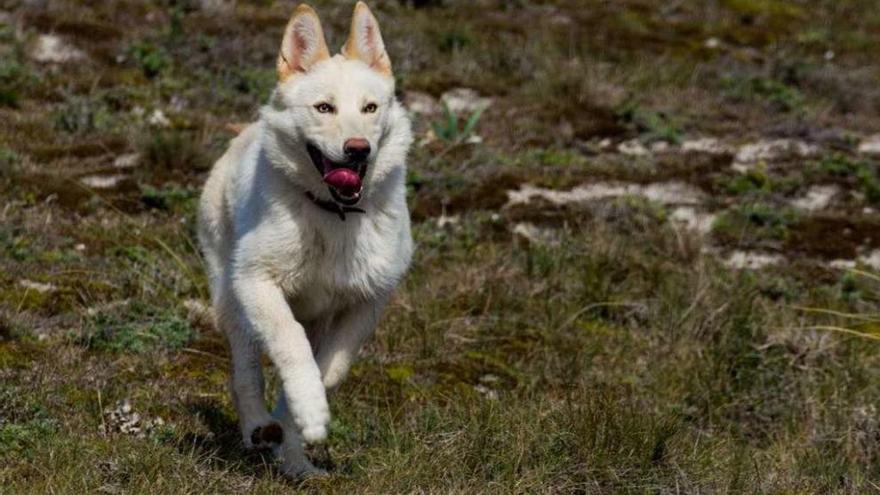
<box><xmin>342</xmin><ymin>2</ymin><xmax>392</xmax><ymax>78</ymax></box>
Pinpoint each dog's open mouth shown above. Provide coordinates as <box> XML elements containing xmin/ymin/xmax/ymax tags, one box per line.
<box><xmin>306</xmin><ymin>143</ymin><xmax>366</xmax><ymax>206</ymax></box>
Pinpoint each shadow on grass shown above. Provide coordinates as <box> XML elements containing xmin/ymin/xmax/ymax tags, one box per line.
<box><xmin>179</xmin><ymin>399</ymin><xmax>277</xmax><ymax>478</ymax></box>
<box><xmin>179</xmin><ymin>399</ymin><xmax>338</xmax><ymax>480</ymax></box>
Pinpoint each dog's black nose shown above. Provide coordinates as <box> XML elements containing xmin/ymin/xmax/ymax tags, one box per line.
<box><xmin>344</xmin><ymin>138</ymin><xmax>371</xmax><ymax>161</ymax></box>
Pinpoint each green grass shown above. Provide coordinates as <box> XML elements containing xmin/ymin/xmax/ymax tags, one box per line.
<box><xmin>2</xmin><ymin>0</ymin><xmax>880</xmax><ymax>493</ymax></box>
<box><xmin>721</xmin><ymin>76</ymin><xmax>806</xmax><ymax>113</ymax></box>
<box><xmin>712</xmin><ymin>201</ymin><xmax>800</xmax><ymax>247</ymax></box>
<box><xmin>129</xmin><ymin>40</ymin><xmax>171</xmax><ymax>79</ymax></box>
<box><xmin>812</xmin><ymin>153</ymin><xmax>880</xmax><ymax>204</ymax></box>
<box><xmin>78</xmin><ymin>301</ymin><xmax>195</xmax><ymax>353</ymax></box>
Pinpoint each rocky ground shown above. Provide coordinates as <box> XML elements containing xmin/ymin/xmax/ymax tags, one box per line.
<box><xmin>2</xmin><ymin>1</ymin><xmax>880</xmax><ymax>493</ymax></box>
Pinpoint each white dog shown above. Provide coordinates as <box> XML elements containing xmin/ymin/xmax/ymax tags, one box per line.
<box><xmin>197</xmin><ymin>2</ymin><xmax>413</xmax><ymax>476</ymax></box>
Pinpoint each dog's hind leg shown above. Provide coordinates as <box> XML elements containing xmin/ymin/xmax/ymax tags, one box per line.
<box><xmin>272</xmin><ymin>385</ymin><xmax>324</xmax><ymax>478</ymax></box>
<box><xmin>315</xmin><ymin>297</ymin><xmax>388</xmax><ymax>391</ymax></box>
<box><xmin>216</xmin><ymin>292</ymin><xmax>281</xmax><ymax>449</ymax></box>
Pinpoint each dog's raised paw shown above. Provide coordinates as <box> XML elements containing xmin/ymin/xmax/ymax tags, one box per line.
<box><xmin>250</xmin><ymin>422</ymin><xmax>284</xmax><ymax>448</ymax></box>
<box><xmin>300</xmin><ymin>424</ymin><xmax>327</xmax><ymax>444</ymax></box>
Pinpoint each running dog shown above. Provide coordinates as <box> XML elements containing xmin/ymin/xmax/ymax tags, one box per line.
<box><xmin>197</xmin><ymin>1</ymin><xmax>413</xmax><ymax>476</ymax></box>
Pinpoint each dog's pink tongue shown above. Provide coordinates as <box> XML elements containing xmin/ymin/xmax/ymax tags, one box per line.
<box><xmin>323</xmin><ymin>168</ymin><xmax>362</xmax><ymax>196</ymax></box>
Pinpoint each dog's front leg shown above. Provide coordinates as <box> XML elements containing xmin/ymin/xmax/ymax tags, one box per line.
<box><xmin>316</xmin><ymin>297</ymin><xmax>388</xmax><ymax>390</ymax></box>
<box><xmin>232</xmin><ymin>275</ymin><xmax>330</xmax><ymax>444</ymax></box>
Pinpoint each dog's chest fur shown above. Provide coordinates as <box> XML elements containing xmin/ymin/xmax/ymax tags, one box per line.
<box><xmin>275</xmin><ymin>202</ymin><xmax>411</xmax><ymax>323</ymax></box>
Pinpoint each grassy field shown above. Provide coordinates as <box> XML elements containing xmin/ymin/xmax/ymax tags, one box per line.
<box><xmin>3</xmin><ymin>0</ymin><xmax>880</xmax><ymax>493</ymax></box>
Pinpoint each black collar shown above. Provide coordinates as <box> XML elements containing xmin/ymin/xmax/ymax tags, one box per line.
<box><xmin>306</xmin><ymin>191</ymin><xmax>366</xmax><ymax>221</ymax></box>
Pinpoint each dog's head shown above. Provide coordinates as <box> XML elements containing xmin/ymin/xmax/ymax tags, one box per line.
<box><xmin>262</xmin><ymin>2</ymin><xmax>410</xmax><ymax>206</ymax></box>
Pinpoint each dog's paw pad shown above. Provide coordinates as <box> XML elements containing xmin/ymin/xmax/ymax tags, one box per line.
<box><xmin>250</xmin><ymin>422</ymin><xmax>284</xmax><ymax>448</ymax></box>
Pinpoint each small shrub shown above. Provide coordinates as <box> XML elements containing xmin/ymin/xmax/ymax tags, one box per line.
<box><xmin>129</xmin><ymin>41</ymin><xmax>170</xmax><ymax>78</ymax></box>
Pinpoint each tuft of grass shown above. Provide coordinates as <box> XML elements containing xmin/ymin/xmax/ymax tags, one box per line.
<box><xmin>712</xmin><ymin>202</ymin><xmax>799</xmax><ymax>246</ymax></box>
<box><xmin>129</xmin><ymin>41</ymin><xmax>171</xmax><ymax>79</ymax></box>
<box><xmin>0</xmin><ymin>419</ymin><xmax>56</xmax><ymax>458</ymax></box>
<box><xmin>721</xmin><ymin>76</ymin><xmax>806</xmax><ymax>112</ymax></box>
<box><xmin>614</xmin><ymin>99</ymin><xmax>683</xmax><ymax>144</ymax></box>
<box><xmin>717</xmin><ymin>165</ymin><xmax>773</xmax><ymax>195</ymax></box>
<box><xmin>140</xmin><ymin>129</ymin><xmax>208</xmax><ymax>172</ymax></box>
<box><xmin>0</xmin><ymin>145</ymin><xmax>19</xmax><ymax>178</ymax></box>
<box><xmin>0</xmin><ymin>57</ymin><xmax>30</xmax><ymax>108</ymax></box>
<box><xmin>812</xmin><ymin>153</ymin><xmax>880</xmax><ymax>204</ymax></box>
<box><xmin>431</xmin><ymin>103</ymin><xmax>485</xmax><ymax>143</ymax></box>
<box><xmin>53</xmin><ymin>96</ymin><xmax>115</xmax><ymax>134</ymax></box>
<box><xmin>435</xmin><ymin>28</ymin><xmax>473</xmax><ymax>53</ymax></box>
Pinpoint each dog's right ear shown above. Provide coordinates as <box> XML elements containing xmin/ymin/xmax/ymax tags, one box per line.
<box><xmin>277</xmin><ymin>4</ymin><xmax>331</xmax><ymax>82</ymax></box>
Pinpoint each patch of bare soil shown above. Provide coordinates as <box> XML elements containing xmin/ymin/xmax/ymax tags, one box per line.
<box><xmin>786</xmin><ymin>214</ymin><xmax>880</xmax><ymax>259</ymax></box>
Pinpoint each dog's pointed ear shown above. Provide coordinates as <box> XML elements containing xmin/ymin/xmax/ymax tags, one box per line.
<box><xmin>277</xmin><ymin>4</ymin><xmax>331</xmax><ymax>81</ymax></box>
<box><xmin>342</xmin><ymin>2</ymin><xmax>392</xmax><ymax>78</ymax></box>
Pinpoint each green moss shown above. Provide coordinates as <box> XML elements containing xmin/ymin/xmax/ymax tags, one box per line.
<box><xmin>78</xmin><ymin>302</ymin><xmax>195</xmax><ymax>354</ymax></box>
<box><xmin>0</xmin><ymin>419</ymin><xmax>55</xmax><ymax>459</ymax></box>
<box><xmin>386</xmin><ymin>363</ymin><xmax>415</xmax><ymax>383</ymax></box>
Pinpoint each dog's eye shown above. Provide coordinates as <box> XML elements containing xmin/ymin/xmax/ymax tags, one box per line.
<box><xmin>314</xmin><ymin>103</ymin><xmax>335</xmax><ymax>114</ymax></box>
<box><xmin>362</xmin><ymin>103</ymin><xmax>378</xmax><ymax>114</ymax></box>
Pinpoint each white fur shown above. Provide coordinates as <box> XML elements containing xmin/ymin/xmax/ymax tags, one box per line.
<box><xmin>197</xmin><ymin>3</ymin><xmax>412</xmax><ymax>477</ymax></box>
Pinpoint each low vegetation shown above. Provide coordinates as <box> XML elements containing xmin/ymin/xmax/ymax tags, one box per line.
<box><xmin>2</xmin><ymin>0</ymin><xmax>880</xmax><ymax>493</ymax></box>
